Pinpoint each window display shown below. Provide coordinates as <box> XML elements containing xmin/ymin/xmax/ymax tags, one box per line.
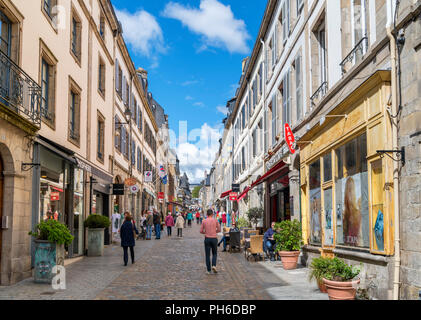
<box><xmin>309</xmin><ymin>160</ymin><xmax>321</xmax><ymax>244</ymax></box>
<box><xmin>335</xmin><ymin>134</ymin><xmax>369</xmax><ymax>248</ymax></box>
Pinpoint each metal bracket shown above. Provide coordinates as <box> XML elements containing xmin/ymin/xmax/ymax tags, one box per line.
<box><xmin>376</xmin><ymin>147</ymin><xmax>405</xmax><ymax>166</ymax></box>
<box><xmin>21</xmin><ymin>163</ymin><xmax>40</xmax><ymax>171</ymax></box>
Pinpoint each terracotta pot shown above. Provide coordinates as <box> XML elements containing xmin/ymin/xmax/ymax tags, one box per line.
<box><xmin>278</xmin><ymin>251</ymin><xmax>300</xmax><ymax>270</ymax></box>
<box><xmin>323</xmin><ymin>278</ymin><xmax>360</xmax><ymax>300</ymax></box>
<box><xmin>317</xmin><ymin>279</ymin><xmax>328</xmax><ymax>293</ymax></box>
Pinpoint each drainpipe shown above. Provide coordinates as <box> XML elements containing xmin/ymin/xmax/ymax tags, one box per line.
<box><xmin>386</xmin><ymin>25</ymin><xmax>401</xmax><ymax>301</ymax></box>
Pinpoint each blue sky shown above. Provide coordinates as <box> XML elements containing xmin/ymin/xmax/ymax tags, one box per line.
<box><xmin>111</xmin><ymin>0</ymin><xmax>267</xmax><ymax>182</ymax></box>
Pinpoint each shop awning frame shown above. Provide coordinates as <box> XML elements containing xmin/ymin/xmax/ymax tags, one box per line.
<box><xmin>237</xmin><ymin>186</ymin><xmax>250</xmax><ymax>202</ymax></box>
<box><xmin>250</xmin><ymin>161</ymin><xmax>287</xmax><ymax>189</ymax></box>
<box><xmin>220</xmin><ymin>189</ymin><xmax>232</xmax><ymax>199</ymax></box>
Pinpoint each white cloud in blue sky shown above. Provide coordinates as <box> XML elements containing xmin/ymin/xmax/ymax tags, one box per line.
<box><xmin>216</xmin><ymin>105</ymin><xmax>228</xmax><ymax>115</ymax></box>
<box><xmin>162</xmin><ymin>0</ymin><xmax>251</xmax><ymax>54</ymax></box>
<box><xmin>115</xmin><ymin>9</ymin><xmax>166</xmax><ymax>59</ymax></box>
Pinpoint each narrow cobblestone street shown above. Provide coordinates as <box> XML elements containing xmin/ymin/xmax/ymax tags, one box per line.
<box><xmin>0</xmin><ymin>223</ymin><xmax>327</xmax><ymax>300</ymax></box>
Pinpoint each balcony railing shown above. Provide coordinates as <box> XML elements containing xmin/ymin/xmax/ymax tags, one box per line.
<box><xmin>310</xmin><ymin>81</ymin><xmax>328</xmax><ymax>108</ymax></box>
<box><xmin>340</xmin><ymin>37</ymin><xmax>368</xmax><ymax>75</ymax></box>
<box><xmin>0</xmin><ymin>50</ymin><xmax>42</xmax><ymax>126</ymax></box>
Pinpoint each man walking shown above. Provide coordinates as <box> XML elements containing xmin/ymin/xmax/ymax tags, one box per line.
<box><xmin>200</xmin><ymin>209</ymin><xmax>221</xmax><ymax>275</ymax></box>
<box><xmin>145</xmin><ymin>210</ymin><xmax>153</xmax><ymax>240</ymax></box>
<box><xmin>153</xmin><ymin>209</ymin><xmax>162</xmax><ymax>240</ymax></box>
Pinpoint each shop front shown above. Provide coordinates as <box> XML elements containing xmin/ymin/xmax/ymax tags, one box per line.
<box><xmin>33</xmin><ymin>138</ymin><xmax>85</xmax><ymax>260</ymax></box>
<box><xmin>76</xmin><ymin>157</ymin><xmax>113</xmax><ymax>246</ymax></box>
<box><xmin>298</xmin><ymin>71</ymin><xmax>395</xmax><ymax>298</ymax></box>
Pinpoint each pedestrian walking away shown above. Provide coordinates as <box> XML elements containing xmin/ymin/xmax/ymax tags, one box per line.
<box><xmin>145</xmin><ymin>210</ymin><xmax>154</xmax><ymax>240</ymax></box>
<box><xmin>200</xmin><ymin>209</ymin><xmax>221</xmax><ymax>274</ymax></box>
<box><xmin>187</xmin><ymin>211</ymin><xmax>193</xmax><ymax>227</ymax></box>
<box><xmin>175</xmin><ymin>213</ymin><xmax>184</xmax><ymax>237</ymax></box>
<box><xmin>153</xmin><ymin>209</ymin><xmax>162</xmax><ymax>239</ymax></box>
<box><xmin>120</xmin><ymin>214</ymin><xmax>139</xmax><ymax>266</ymax></box>
<box><xmin>196</xmin><ymin>211</ymin><xmax>200</xmax><ymax>224</ymax></box>
<box><xmin>165</xmin><ymin>213</ymin><xmax>175</xmax><ymax>237</ymax></box>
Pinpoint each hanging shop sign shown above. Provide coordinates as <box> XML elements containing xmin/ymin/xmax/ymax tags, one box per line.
<box><xmin>50</xmin><ymin>192</ymin><xmax>60</xmax><ymax>201</ymax></box>
<box><xmin>229</xmin><ymin>192</ymin><xmax>238</xmax><ymax>201</ymax></box>
<box><xmin>284</xmin><ymin>123</ymin><xmax>296</xmax><ymax>155</ymax></box>
<box><xmin>112</xmin><ymin>184</ymin><xmax>125</xmax><ymax>195</ymax></box>
<box><xmin>144</xmin><ymin>171</ymin><xmax>153</xmax><ymax>182</ymax></box>
<box><xmin>158</xmin><ymin>192</ymin><xmax>165</xmax><ymax>200</ymax></box>
<box><xmin>129</xmin><ymin>185</ymin><xmax>140</xmax><ymax>194</ymax></box>
<box><xmin>158</xmin><ymin>165</ymin><xmax>166</xmax><ymax>178</ymax></box>
<box><xmin>124</xmin><ymin>177</ymin><xmax>137</xmax><ymax>186</ymax></box>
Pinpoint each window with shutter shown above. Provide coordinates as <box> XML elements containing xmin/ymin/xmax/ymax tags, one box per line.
<box><xmin>271</xmin><ymin>94</ymin><xmax>277</xmax><ymax>147</ymax></box>
<box><xmin>295</xmin><ymin>55</ymin><xmax>303</xmax><ymax>121</ymax></box>
<box><xmin>115</xmin><ymin>60</ymin><xmax>119</xmax><ymax>92</ymax></box>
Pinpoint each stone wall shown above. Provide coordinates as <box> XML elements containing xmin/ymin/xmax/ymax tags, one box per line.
<box><xmin>397</xmin><ymin>5</ymin><xmax>421</xmax><ymax>300</ymax></box>
<box><xmin>0</xmin><ymin>118</ymin><xmax>34</xmax><ymax>285</ymax></box>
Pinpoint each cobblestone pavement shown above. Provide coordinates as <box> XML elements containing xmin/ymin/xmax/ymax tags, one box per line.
<box><xmin>0</xmin><ymin>223</ymin><xmax>327</xmax><ymax>300</ymax></box>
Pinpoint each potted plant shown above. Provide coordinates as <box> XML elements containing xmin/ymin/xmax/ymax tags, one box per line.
<box><xmin>308</xmin><ymin>256</ymin><xmax>333</xmax><ymax>293</ymax></box>
<box><xmin>322</xmin><ymin>257</ymin><xmax>361</xmax><ymax>300</ymax></box>
<box><xmin>28</xmin><ymin>219</ymin><xmax>74</xmax><ymax>283</ymax></box>
<box><xmin>246</xmin><ymin>207</ymin><xmax>263</xmax><ymax>229</ymax></box>
<box><xmin>237</xmin><ymin>217</ymin><xmax>250</xmax><ymax>229</ymax></box>
<box><xmin>84</xmin><ymin>214</ymin><xmax>111</xmax><ymax>257</ymax></box>
<box><xmin>274</xmin><ymin>220</ymin><xmax>303</xmax><ymax>270</ymax></box>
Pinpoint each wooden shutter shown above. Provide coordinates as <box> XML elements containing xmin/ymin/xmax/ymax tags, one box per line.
<box><xmin>115</xmin><ymin>60</ymin><xmax>119</xmax><ymax>91</ymax></box>
<box><xmin>272</xmin><ymin>94</ymin><xmax>277</xmax><ymax>146</ymax></box>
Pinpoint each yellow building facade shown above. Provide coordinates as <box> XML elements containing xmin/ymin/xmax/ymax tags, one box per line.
<box><xmin>299</xmin><ymin>71</ymin><xmax>395</xmax><ymax>257</ymax></box>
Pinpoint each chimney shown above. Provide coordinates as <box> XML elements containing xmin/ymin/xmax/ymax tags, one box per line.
<box><xmin>136</xmin><ymin>67</ymin><xmax>148</xmax><ymax>91</ymax></box>
<box><xmin>241</xmin><ymin>57</ymin><xmax>249</xmax><ymax>74</ymax></box>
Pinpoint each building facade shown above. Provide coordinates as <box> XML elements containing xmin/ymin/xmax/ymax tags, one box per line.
<box><xmin>208</xmin><ymin>0</ymin><xmax>420</xmax><ymax>300</ymax></box>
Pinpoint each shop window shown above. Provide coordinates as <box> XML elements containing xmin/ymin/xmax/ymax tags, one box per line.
<box><xmin>309</xmin><ymin>159</ymin><xmax>321</xmax><ymax>244</ymax></box>
<box><xmin>323</xmin><ymin>153</ymin><xmax>332</xmax><ymax>182</ymax></box>
<box><xmin>323</xmin><ymin>188</ymin><xmax>334</xmax><ymax>245</ymax></box>
<box><xmin>371</xmin><ymin>159</ymin><xmax>384</xmax><ymax>252</ymax></box>
<box><xmin>73</xmin><ymin>168</ymin><xmax>84</xmax><ymax>256</ymax></box>
<box><xmin>335</xmin><ymin>133</ymin><xmax>369</xmax><ymax>248</ymax></box>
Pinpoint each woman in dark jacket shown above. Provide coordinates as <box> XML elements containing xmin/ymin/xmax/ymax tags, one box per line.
<box><xmin>120</xmin><ymin>215</ymin><xmax>139</xmax><ymax>266</ymax></box>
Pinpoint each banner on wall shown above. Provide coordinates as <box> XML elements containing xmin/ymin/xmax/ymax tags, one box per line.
<box><xmin>144</xmin><ymin>171</ymin><xmax>153</xmax><ymax>182</ymax></box>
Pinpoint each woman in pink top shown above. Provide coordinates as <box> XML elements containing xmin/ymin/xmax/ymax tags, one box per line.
<box><xmin>200</xmin><ymin>209</ymin><xmax>221</xmax><ymax>274</ymax></box>
<box><xmin>165</xmin><ymin>214</ymin><xmax>175</xmax><ymax>237</ymax></box>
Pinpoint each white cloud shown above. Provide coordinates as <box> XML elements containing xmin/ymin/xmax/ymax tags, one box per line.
<box><xmin>176</xmin><ymin>123</ymin><xmax>222</xmax><ymax>183</ymax></box>
<box><xmin>163</xmin><ymin>0</ymin><xmax>251</xmax><ymax>54</ymax></box>
<box><xmin>216</xmin><ymin>105</ymin><xmax>228</xmax><ymax>115</ymax></box>
<box><xmin>185</xmin><ymin>95</ymin><xmax>194</xmax><ymax>100</ymax></box>
<box><xmin>115</xmin><ymin>9</ymin><xmax>166</xmax><ymax>58</ymax></box>
<box><xmin>193</xmin><ymin>102</ymin><xmax>205</xmax><ymax>107</ymax></box>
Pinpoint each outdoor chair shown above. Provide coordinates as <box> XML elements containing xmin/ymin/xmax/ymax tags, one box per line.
<box><xmin>246</xmin><ymin>235</ymin><xmax>264</xmax><ymax>262</ymax></box>
<box><xmin>228</xmin><ymin>231</ymin><xmax>241</xmax><ymax>253</ymax></box>
<box><xmin>243</xmin><ymin>229</ymin><xmax>258</xmax><ymax>258</ymax></box>
<box><xmin>240</xmin><ymin>228</ymin><xmax>251</xmax><ymax>246</ymax></box>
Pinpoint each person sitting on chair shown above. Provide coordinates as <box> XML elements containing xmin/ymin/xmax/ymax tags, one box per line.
<box><xmin>264</xmin><ymin>222</ymin><xmax>277</xmax><ymax>261</ymax></box>
<box><xmin>217</xmin><ymin>222</ymin><xmax>239</xmax><ymax>252</ymax></box>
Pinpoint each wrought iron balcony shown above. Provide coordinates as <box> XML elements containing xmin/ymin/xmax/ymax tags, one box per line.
<box><xmin>0</xmin><ymin>50</ymin><xmax>42</xmax><ymax>127</ymax></box>
<box><xmin>310</xmin><ymin>81</ymin><xmax>328</xmax><ymax>107</ymax></box>
<box><xmin>340</xmin><ymin>37</ymin><xmax>368</xmax><ymax>75</ymax></box>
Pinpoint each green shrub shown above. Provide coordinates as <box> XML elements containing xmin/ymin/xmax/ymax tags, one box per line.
<box><xmin>324</xmin><ymin>257</ymin><xmax>361</xmax><ymax>282</ymax></box>
<box><xmin>308</xmin><ymin>256</ymin><xmax>334</xmax><ymax>283</ymax></box>
<box><xmin>237</xmin><ymin>217</ymin><xmax>250</xmax><ymax>228</ymax></box>
<box><xmin>84</xmin><ymin>214</ymin><xmax>111</xmax><ymax>229</ymax></box>
<box><xmin>274</xmin><ymin>220</ymin><xmax>303</xmax><ymax>251</ymax></box>
<box><xmin>28</xmin><ymin>219</ymin><xmax>74</xmax><ymax>246</ymax></box>
<box><xmin>246</xmin><ymin>207</ymin><xmax>263</xmax><ymax>228</ymax></box>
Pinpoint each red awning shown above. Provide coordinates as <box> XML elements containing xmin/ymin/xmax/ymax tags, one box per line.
<box><xmin>220</xmin><ymin>189</ymin><xmax>232</xmax><ymax>199</ymax></box>
<box><xmin>250</xmin><ymin>161</ymin><xmax>287</xmax><ymax>189</ymax></box>
<box><xmin>237</xmin><ymin>186</ymin><xmax>250</xmax><ymax>202</ymax></box>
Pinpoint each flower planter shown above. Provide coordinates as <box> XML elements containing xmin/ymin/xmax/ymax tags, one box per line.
<box><xmin>87</xmin><ymin>228</ymin><xmax>104</xmax><ymax>257</ymax></box>
<box><xmin>34</xmin><ymin>240</ymin><xmax>65</xmax><ymax>284</ymax></box>
<box><xmin>279</xmin><ymin>251</ymin><xmax>300</xmax><ymax>270</ymax></box>
<box><xmin>323</xmin><ymin>278</ymin><xmax>360</xmax><ymax>300</ymax></box>
<box><xmin>317</xmin><ymin>279</ymin><xmax>328</xmax><ymax>293</ymax></box>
